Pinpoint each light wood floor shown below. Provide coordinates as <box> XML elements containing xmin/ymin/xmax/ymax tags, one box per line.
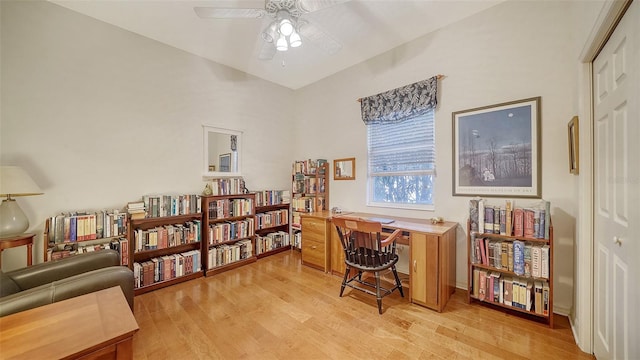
<box><xmin>132</xmin><ymin>251</ymin><xmax>593</xmax><ymax>359</ymax></box>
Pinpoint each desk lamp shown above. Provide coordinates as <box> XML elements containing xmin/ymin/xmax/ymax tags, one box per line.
<box><xmin>0</xmin><ymin>166</ymin><xmax>43</xmax><ymax>238</ymax></box>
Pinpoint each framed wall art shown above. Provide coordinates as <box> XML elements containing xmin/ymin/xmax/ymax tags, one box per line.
<box><xmin>452</xmin><ymin>97</ymin><xmax>541</xmax><ymax>198</ymax></box>
<box><xmin>568</xmin><ymin>116</ymin><xmax>579</xmax><ymax>175</ymax></box>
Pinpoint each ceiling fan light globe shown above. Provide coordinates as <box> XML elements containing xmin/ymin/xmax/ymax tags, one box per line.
<box><xmin>276</xmin><ymin>35</ymin><xmax>288</xmax><ymax>51</ymax></box>
<box><xmin>289</xmin><ymin>32</ymin><xmax>302</xmax><ymax>48</ymax></box>
<box><xmin>279</xmin><ymin>19</ymin><xmax>294</xmax><ymax>36</ymax></box>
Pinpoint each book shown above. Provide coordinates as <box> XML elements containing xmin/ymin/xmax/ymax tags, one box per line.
<box><xmin>478</xmin><ymin>270</ymin><xmax>487</xmax><ymax>301</ymax></box>
<box><xmin>503</xmin><ymin>277</ymin><xmax>513</xmax><ymax>306</ymax></box>
<box><xmin>493</xmin><ymin>207</ymin><xmax>500</xmax><ymax>234</ymax></box>
<box><xmin>484</xmin><ymin>206</ymin><xmax>494</xmax><ymax>234</ymax></box>
<box><xmin>513</xmin><ymin>240</ymin><xmax>525</xmax><ymax>276</ymax></box>
<box><xmin>513</xmin><ymin>208</ymin><xmax>524</xmax><ymax>237</ymax></box>
<box><xmin>543</xmin><ymin>282</ymin><xmax>550</xmax><ymax>315</ymax></box>
<box><xmin>507</xmin><ymin>242</ymin><xmax>514</xmax><ymax>272</ymax></box>
<box><xmin>524</xmin><ymin>243</ymin><xmax>532</xmax><ymax>277</ymax></box>
<box><xmin>473</xmin><ymin>268</ymin><xmax>480</xmax><ymax>298</ymax></box>
<box><xmin>505</xmin><ymin>200</ymin><xmax>513</xmax><ymax>236</ymax></box>
<box><xmin>524</xmin><ymin>209</ymin><xmax>535</xmax><ymax>238</ymax></box>
<box><xmin>534</xmin><ymin>281</ymin><xmax>543</xmax><ymax>314</ymax></box>
<box><xmin>478</xmin><ymin>199</ymin><xmax>485</xmax><ymax>234</ymax></box>
<box><xmin>469</xmin><ymin>199</ymin><xmax>479</xmax><ymax>232</ymax></box>
<box><xmin>541</xmin><ymin>245</ymin><xmax>550</xmax><ymax>279</ymax></box>
<box><xmin>499</xmin><ymin>208</ymin><xmax>506</xmax><ymax>235</ymax></box>
<box><xmin>531</xmin><ymin>245</ymin><xmax>542</xmax><ymax>278</ymax></box>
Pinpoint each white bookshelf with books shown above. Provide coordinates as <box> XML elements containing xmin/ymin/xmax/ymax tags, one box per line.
<box><xmin>467</xmin><ymin>199</ymin><xmax>554</xmax><ymax>327</ymax></box>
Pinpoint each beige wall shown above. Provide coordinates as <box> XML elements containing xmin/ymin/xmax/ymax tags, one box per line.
<box><xmin>0</xmin><ymin>1</ymin><xmax>295</xmax><ymax>267</ymax></box>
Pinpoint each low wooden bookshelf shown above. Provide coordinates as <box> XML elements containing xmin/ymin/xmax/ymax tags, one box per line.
<box><xmin>467</xmin><ymin>219</ymin><xmax>554</xmax><ymax>327</ymax></box>
<box><xmin>201</xmin><ymin>193</ymin><xmax>257</xmax><ymax>276</ymax></box>
<box><xmin>128</xmin><ymin>213</ymin><xmax>203</xmax><ymax>296</ymax></box>
<box><xmin>255</xmin><ymin>202</ymin><xmax>291</xmax><ymax>258</ymax></box>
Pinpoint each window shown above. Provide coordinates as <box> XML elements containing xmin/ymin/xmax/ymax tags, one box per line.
<box><xmin>367</xmin><ymin>109</ymin><xmax>435</xmax><ymax>209</ymax></box>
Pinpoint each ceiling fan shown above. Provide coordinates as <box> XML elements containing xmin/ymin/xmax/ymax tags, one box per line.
<box><xmin>194</xmin><ymin>0</ymin><xmax>347</xmax><ymax>60</ymax></box>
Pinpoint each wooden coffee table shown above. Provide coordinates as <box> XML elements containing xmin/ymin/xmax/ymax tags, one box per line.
<box><xmin>0</xmin><ymin>286</ymin><xmax>139</xmax><ymax>359</ymax></box>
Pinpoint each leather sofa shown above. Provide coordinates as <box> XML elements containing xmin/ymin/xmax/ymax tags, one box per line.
<box><xmin>0</xmin><ymin>249</ymin><xmax>134</xmax><ymax>317</ymax></box>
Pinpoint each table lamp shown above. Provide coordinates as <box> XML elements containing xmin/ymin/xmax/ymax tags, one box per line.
<box><xmin>0</xmin><ymin>166</ymin><xmax>43</xmax><ymax>238</ymax></box>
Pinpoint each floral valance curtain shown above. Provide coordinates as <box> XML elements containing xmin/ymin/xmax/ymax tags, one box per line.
<box><xmin>360</xmin><ymin>76</ymin><xmax>438</xmax><ymax>124</ymax></box>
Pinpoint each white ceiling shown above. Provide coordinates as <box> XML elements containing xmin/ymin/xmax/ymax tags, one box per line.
<box><xmin>50</xmin><ymin>0</ymin><xmax>503</xmax><ymax>90</ymax></box>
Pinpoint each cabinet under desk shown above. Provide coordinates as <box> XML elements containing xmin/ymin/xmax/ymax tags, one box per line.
<box><xmin>300</xmin><ymin>211</ymin><xmax>458</xmax><ymax>312</ymax></box>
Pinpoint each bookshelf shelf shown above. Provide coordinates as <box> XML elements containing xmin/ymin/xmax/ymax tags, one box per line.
<box><xmin>205</xmin><ymin>257</ymin><xmax>257</xmax><ymax>276</ymax></box>
<box><xmin>256</xmin><ymin>245</ymin><xmax>290</xmax><ymax>259</ymax></box>
<box><xmin>467</xmin><ymin>204</ymin><xmax>554</xmax><ymax>328</ymax></box>
<box><xmin>134</xmin><ymin>271</ymin><xmax>203</xmax><ymax>296</ymax></box>
<box><xmin>201</xmin><ymin>193</ymin><xmax>256</xmax><ymax>276</ymax></box>
<box><xmin>129</xmin><ymin>213</ymin><xmax>203</xmax><ymax>294</ymax></box>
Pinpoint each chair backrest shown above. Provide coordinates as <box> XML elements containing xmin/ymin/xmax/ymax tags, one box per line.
<box><xmin>332</xmin><ymin>217</ymin><xmax>396</xmax><ymax>268</ymax></box>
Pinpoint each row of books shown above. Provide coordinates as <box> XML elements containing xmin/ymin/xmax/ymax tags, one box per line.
<box><xmin>292</xmin><ymin>159</ymin><xmax>327</xmax><ymax>175</ymax></box>
<box><xmin>208</xmin><ymin>239</ymin><xmax>253</xmax><ymax>269</ymax></box>
<box><xmin>469</xmin><ymin>199</ymin><xmax>551</xmax><ymax>239</ymax></box>
<box><xmin>472</xmin><ymin>269</ymin><xmax>550</xmax><ymax>316</ymax></box>
<box><xmin>132</xmin><ymin>221</ymin><xmax>201</xmax><ymax>253</ymax></box>
<box><xmin>256</xmin><ymin>209</ymin><xmax>288</xmax><ymax>230</ymax></box>
<box><xmin>143</xmin><ymin>194</ymin><xmax>202</xmax><ymax>218</ymax></box>
<box><xmin>48</xmin><ymin>210</ymin><xmax>127</xmax><ymax>244</ymax></box>
<box><xmin>292</xmin><ymin>196</ymin><xmax>323</xmax><ymax>212</ymax></box>
<box><xmin>47</xmin><ymin>237</ymin><xmax>128</xmax><ymax>265</ymax></box>
<box><xmin>133</xmin><ymin>250</ymin><xmax>201</xmax><ymax>289</ymax></box>
<box><xmin>206</xmin><ymin>219</ymin><xmax>255</xmax><ymax>245</ymax></box>
<box><xmin>255</xmin><ymin>190</ymin><xmax>290</xmax><ymax>207</ymax></box>
<box><xmin>292</xmin><ymin>176</ymin><xmax>326</xmax><ymax>194</ymax></box>
<box><xmin>256</xmin><ymin>231</ymin><xmax>290</xmax><ymax>255</ymax></box>
<box><xmin>471</xmin><ymin>235</ymin><xmax>550</xmax><ymax>278</ymax></box>
<box><xmin>207</xmin><ymin>177</ymin><xmax>246</xmax><ymax>196</ymax></box>
<box><xmin>206</xmin><ymin>198</ymin><xmax>253</xmax><ymax>220</ymax></box>
<box><xmin>292</xmin><ymin>231</ymin><xmax>301</xmax><ymax>249</ymax></box>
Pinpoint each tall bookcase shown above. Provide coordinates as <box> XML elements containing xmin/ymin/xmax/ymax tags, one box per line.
<box><xmin>201</xmin><ymin>193</ymin><xmax>257</xmax><ymax>276</ymax></box>
<box><xmin>467</xmin><ymin>218</ymin><xmax>554</xmax><ymax>327</ymax></box>
<box><xmin>129</xmin><ymin>213</ymin><xmax>203</xmax><ymax>295</ymax></box>
<box><xmin>255</xmin><ymin>190</ymin><xmax>290</xmax><ymax>258</ymax></box>
<box><xmin>291</xmin><ymin>159</ymin><xmax>329</xmax><ymax>250</ymax></box>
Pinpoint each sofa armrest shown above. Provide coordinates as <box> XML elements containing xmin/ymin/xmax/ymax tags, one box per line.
<box><xmin>0</xmin><ymin>266</ymin><xmax>134</xmax><ymax>317</ymax></box>
<box><xmin>5</xmin><ymin>250</ymin><xmax>121</xmax><ymax>291</ymax></box>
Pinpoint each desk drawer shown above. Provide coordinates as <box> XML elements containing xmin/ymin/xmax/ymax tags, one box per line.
<box><xmin>302</xmin><ymin>238</ymin><xmax>326</xmax><ymax>268</ymax></box>
<box><xmin>302</xmin><ymin>218</ymin><xmax>327</xmax><ymax>239</ymax></box>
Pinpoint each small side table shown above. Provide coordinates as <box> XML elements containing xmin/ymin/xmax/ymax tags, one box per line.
<box><xmin>0</xmin><ymin>233</ymin><xmax>35</xmax><ymax>269</ymax></box>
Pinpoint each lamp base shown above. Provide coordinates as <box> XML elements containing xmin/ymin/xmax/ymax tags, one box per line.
<box><xmin>0</xmin><ymin>199</ymin><xmax>30</xmax><ymax>238</ymax></box>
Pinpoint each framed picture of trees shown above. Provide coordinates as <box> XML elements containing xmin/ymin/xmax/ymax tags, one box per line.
<box><xmin>452</xmin><ymin>97</ymin><xmax>541</xmax><ymax>198</ymax></box>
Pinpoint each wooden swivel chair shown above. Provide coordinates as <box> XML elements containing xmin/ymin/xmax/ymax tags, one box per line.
<box><xmin>332</xmin><ymin>217</ymin><xmax>404</xmax><ymax>314</ymax></box>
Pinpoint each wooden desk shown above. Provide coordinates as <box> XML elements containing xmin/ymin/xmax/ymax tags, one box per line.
<box><xmin>0</xmin><ymin>286</ymin><xmax>139</xmax><ymax>360</ymax></box>
<box><xmin>301</xmin><ymin>211</ymin><xmax>458</xmax><ymax>312</ymax></box>
<box><xmin>0</xmin><ymin>233</ymin><xmax>34</xmax><ymax>269</ymax></box>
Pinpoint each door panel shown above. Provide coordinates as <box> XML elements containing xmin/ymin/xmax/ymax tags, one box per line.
<box><xmin>593</xmin><ymin>1</ymin><xmax>638</xmax><ymax>359</ymax></box>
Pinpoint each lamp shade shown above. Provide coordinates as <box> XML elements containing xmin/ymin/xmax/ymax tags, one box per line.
<box><xmin>0</xmin><ymin>166</ymin><xmax>43</xmax><ymax>197</ymax></box>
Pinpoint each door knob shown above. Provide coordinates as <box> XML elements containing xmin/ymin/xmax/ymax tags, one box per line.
<box><xmin>413</xmin><ymin>260</ymin><xmax>417</xmax><ymax>272</ymax></box>
<box><xmin>613</xmin><ymin>236</ymin><xmax>623</xmax><ymax>247</ymax></box>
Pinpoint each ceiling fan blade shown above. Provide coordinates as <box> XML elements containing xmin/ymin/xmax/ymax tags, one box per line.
<box><xmin>297</xmin><ymin>20</ymin><xmax>342</xmax><ymax>55</ymax></box>
<box><xmin>258</xmin><ymin>41</ymin><xmax>277</xmax><ymax>60</ymax></box>
<box><xmin>296</xmin><ymin>0</ymin><xmax>351</xmax><ymax>14</ymax></box>
<box><xmin>194</xmin><ymin>7</ymin><xmax>266</xmax><ymax>19</ymax></box>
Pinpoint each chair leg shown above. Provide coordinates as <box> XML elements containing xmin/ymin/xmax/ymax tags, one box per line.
<box><xmin>392</xmin><ymin>266</ymin><xmax>404</xmax><ymax>298</ymax></box>
<box><xmin>340</xmin><ymin>266</ymin><xmax>350</xmax><ymax>297</ymax></box>
<box><xmin>375</xmin><ymin>271</ymin><xmax>383</xmax><ymax>314</ymax></box>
